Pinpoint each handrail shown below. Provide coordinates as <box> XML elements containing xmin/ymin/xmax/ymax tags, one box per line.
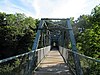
<box><xmin>59</xmin><ymin>46</ymin><xmax>100</xmax><ymax>75</ymax></box>
<box><xmin>67</xmin><ymin>49</ymin><xmax>100</xmax><ymax>63</ymax></box>
<box><xmin>0</xmin><ymin>48</ymin><xmax>44</xmax><ymax>64</ymax></box>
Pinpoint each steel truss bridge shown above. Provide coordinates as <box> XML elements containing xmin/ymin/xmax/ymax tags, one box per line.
<box><xmin>0</xmin><ymin>18</ymin><xmax>100</xmax><ymax>75</ymax></box>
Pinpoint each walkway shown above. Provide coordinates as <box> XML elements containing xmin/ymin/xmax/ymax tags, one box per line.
<box><xmin>33</xmin><ymin>49</ymin><xmax>72</xmax><ymax>75</ymax></box>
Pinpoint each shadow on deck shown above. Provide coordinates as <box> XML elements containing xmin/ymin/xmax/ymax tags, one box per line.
<box><xmin>33</xmin><ymin>48</ymin><xmax>72</xmax><ymax>75</ymax></box>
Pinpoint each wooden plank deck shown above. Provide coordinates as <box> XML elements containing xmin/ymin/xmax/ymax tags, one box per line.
<box><xmin>33</xmin><ymin>50</ymin><xmax>72</xmax><ymax>75</ymax></box>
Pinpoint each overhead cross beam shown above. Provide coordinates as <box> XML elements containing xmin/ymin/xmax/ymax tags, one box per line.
<box><xmin>41</xmin><ymin>18</ymin><xmax>67</xmax><ymax>20</ymax></box>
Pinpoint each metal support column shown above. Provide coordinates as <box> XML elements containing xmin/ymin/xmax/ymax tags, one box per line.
<box><xmin>48</xmin><ymin>31</ymin><xmax>51</xmax><ymax>46</ymax></box>
<box><xmin>66</xmin><ymin>18</ymin><xmax>83</xmax><ymax>75</ymax></box>
<box><xmin>47</xmin><ymin>31</ymin><xmax>49</xmax><ymax>46</ymax></box>
<box><xmin>62</xmin><ymin>31</ymin><xmax>65</xmax><ymax>47</ymax></box>
<box><xmin>43</xmin><ymin>32</ymin><xmax>45</xmax><ymax>47</ymax></box>
<box><xmin>28</xmin><ymin>20</ymin><xmax>44</xmax><ymax>75</ymax></box>
<box><xmin>41</xmin><ymin>31</ymin><xmax>43</xmax><ymax>48</ymax></box>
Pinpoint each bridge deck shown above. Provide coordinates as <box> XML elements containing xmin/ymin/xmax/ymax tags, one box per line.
<box><xmin>33</xmin><ymin>49</ymin><xmax>72</xmax><ymax>75</ymax></box>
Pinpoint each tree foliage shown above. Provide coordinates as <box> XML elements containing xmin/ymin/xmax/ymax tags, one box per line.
<box><xmin>76</xmin><ymin>5</ymin><xmax>100</xmax><ymax>59</ymax></box>
<box><xmin>0</xmin><ymin>12</ymin><xmax>38</xmax><ymax>59</ymax></box>
<box><xmin>72</xmin><ymin>5</ymin><xmax>100</xmax><ymax>74</ymax></box>
<box><xmin>75</xmin><ymin>5</ymin><xmax>100</xmax><ymax>59</ymax></box>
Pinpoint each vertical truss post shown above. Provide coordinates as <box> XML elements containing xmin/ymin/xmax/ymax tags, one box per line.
<box><xmin>66</xmin><ymin>31</ymin><xmax>69</xmax><ymax>48</ymax></box>
<box><xmin>43</xmin><ymin>32</ymin><xmax>45</xmax><ymax>47</ymax></box>
<box><xmin>40</xmin><ymin>31</ymin><xmax>43</xmax><ymax>48</ymax></box>
<box><xmin>47</xmin><ymin>31</ymin><xmax>49</xmax><ymax>46</ymax></box>
<box><xmin>28</xmin><ymin>20</ymin><xmax>43</xmax><ymax>75</ymax></box>
<box><xmin>62</xmin><ymin>31</ymin><xmax>65</xmax><ymax>47</ymax></box>
<box><xmin>48</xmin><ymin>31</ymin><xmax>51</xmax><ymax>46</ymax></box>
<box><xmin>66</xmin><ymin>18</ymin><xmax>83</xmax><ymax>75</ymax></box>
<box><xmin>61</xmin><ymin>32</ymin><xmax>63</xmax><ymax>47</ymax></box>
<box><xmin>32</xmin><ymin>20</ymin><xmax>43</xmax><ymax>50</ymax></box>
<box><xmin>45</xmin><ymin>30</ymin><xmax>48</xmax><ymax>46</ymax></box>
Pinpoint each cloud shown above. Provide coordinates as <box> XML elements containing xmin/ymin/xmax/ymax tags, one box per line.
<box><xmin>31</xmin><ymin>0</ymin><xmax>93</xmax><ymax>19</ymax></box>
<box><xmin>47</xmin><ymin>0</ymin><xmax>85</xmax><ymax>18</ymax></box>
<box><xmin>50</xmin><ymin>0</ymin><xmax>100</xmax><ymax>19</ymax></box>
<box><xmin>0</xmin><ymin>0</ymin><xmax>100</xmax><ymax>19</ymax></box>
<box><xmin>32</xmin><ymin>0</ymin><xmax>57</xmax><ymax>18</ymax></box>
<box><xmin>0</xmin><ymin>0</ymin><xmax>36</xmax><ymax>18</ymax></box>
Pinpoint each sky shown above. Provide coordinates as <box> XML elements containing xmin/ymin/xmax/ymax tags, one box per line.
<box><xmin>0</xmin><ymin>0</ymin><xmax>100</xmax><ymax>20</ymax></box>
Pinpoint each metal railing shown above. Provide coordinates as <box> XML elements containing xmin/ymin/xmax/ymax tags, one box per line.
<box><xmin>0</xmin><ymin>46</ymin><xmax>50</xmax><ymax>75</ymax></box>
<box><xmin>59</xmin><ymin>46</ymin><xmax>100</xmax><ymax>75</ymax></box>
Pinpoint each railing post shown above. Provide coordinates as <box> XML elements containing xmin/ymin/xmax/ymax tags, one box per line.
<box><xmin>66</xmin><ymin>18</ymin><xmax>83</xmax><ymax>75</ymax></box>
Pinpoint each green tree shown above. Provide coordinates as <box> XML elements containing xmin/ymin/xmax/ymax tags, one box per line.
<box><xmin>76</xmin><ymin>5</ymin><xmax>100</xmax><ymax>59</ymax></box>
<box><xmin>0</xmin><ymin>12</ymin><xmax>6</xmax><ymax>26</ymax></box>
<box><xmin>0</xmin><ymin>12</ymin><xmax>38</xmax><ymax>59</ymax></box>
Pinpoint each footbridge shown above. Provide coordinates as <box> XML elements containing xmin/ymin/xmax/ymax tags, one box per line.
<box><xmin>0</xmin><ymin>18</ymin><xmax>100</xmax><ymax>75</ymax></box>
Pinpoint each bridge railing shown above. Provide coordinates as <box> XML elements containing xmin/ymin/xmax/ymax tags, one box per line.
<box><xmin>0</xmin><ymin>46</ymin><xmax>50</xmax><ymax>75</ymax></box>
<box><xmin>68</xmin><ymin>49</ymin><xmax>100</xmax><ymax>75</ymax></box>
<box><xmin>59</xmin><ymin>46</ymin><xmax>100</xmax><ymax>75</ymax></box>
<box><xmin>79</xmin><ymin>53</ymin><xmax>100</xmax><ymax>75</ymax></box>
<box><xmin>59</xmin><ymin>46</ymin><xmax>76</xmax><ymax>74</ymax></box>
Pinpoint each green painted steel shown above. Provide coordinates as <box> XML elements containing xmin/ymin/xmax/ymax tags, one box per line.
<box><xmin>66</xmin><ymin>18</ymin><xmax>83</xmax><ymax>75</ymax></box>
<box><xmin>32</xmin><ymin>20</ymin><xmax>44</xmax><ymax>51</ymax></box>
